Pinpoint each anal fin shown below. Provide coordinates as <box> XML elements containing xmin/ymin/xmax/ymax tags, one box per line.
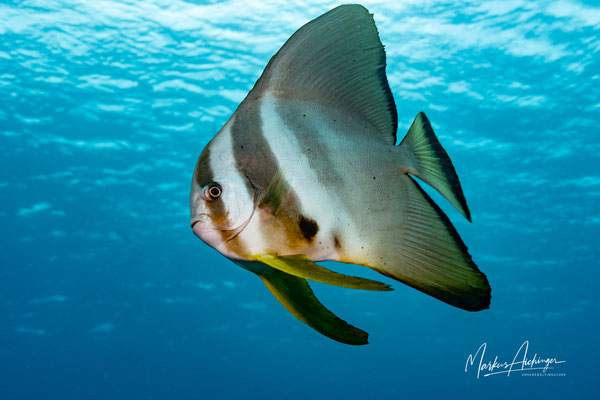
<box><xmin>367</xmin><ymin>176</ymin><xmax>491</xmax><ymax>311</ymax></box>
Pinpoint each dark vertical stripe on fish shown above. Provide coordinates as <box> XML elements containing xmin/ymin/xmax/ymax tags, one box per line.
<box><xmin>193</xmin><ymin>143</ymin><xmax>228</xmax><ymax>224</ymax></box>
<box><xmin>231</xmin><ymin>100</ymin><xmax>280</xmax><ymax>194</ymax></box>
<box><xmin>276</xmin><ymin>100</ymin><xmax>344</xmax><ymax>188</ymax></box>
<box><xmin>231</xmin><ymin>98</ymin><xmax>320</xmax><ymax>250</ymax></box>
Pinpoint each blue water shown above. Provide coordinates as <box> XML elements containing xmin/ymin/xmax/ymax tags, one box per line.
<box><xmin>1</xmin><ymin>1</ymin><xmax>598</xmax><ymax>398</ymax></box>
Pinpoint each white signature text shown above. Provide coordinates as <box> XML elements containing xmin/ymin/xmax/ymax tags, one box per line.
<box><xmin>465</xmin><ymin>341</ymin><xmax>566</xmax><ymax>378</ymax></box>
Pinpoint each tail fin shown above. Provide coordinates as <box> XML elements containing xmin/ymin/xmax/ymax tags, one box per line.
<box><xmin>399</xmin><ymin>112</ymin><xmax>471</xmax><ymax>221</ymax></box>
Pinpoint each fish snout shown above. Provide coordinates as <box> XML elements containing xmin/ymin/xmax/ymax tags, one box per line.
<box><xmin>190</xmin><ymin>213</ymin><xmax>224</xmax><ymax>248</ymax></box>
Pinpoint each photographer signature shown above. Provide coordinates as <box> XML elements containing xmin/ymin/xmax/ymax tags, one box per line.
<box><xmin>465</xmin><ymin>341</ymin><xmax>566</xmax><ymax>378</ymax></box>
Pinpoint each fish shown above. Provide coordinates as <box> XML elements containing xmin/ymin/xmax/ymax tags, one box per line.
<box><xmin>189</xmin><ymin>4</ymin><xmax>491</xmax><ymax>345</ymax></box>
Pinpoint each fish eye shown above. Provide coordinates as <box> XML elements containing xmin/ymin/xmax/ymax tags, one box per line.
<box><xmin>203</xmin><ymin>183</ymin><xmax>222</xmax><ymax>201</ymax></box>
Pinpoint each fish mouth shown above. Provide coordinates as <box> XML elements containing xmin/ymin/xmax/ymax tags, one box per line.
<box><xmin>190</xmin><ymin>212</ymin><xmax>250</xmax><ymax>242</ymax></box>
<box><xmin>190</xmin><ymin>213</ymin><xmax>209</xmax><ymax>229</ymax></box>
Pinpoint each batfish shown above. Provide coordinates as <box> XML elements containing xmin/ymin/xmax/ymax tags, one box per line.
<box><xmin>190</xmin><ymin>4</ymin><xmax>491</xmax><ymax>345</ymax></box>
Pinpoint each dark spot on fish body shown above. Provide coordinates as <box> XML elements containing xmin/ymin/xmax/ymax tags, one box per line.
<box><xmin>333</xmin><ymin>235</ymin><xmax>342</xmax><ymax>249</ymax></box>
<box><xmin>298</xmin><ymin>215</ymin><xmax>319</xmax><ymax>242</ymax></box>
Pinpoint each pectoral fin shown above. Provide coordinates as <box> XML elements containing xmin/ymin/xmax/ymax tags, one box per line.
<box><xmin>254</xmin><ymin>254</ymin><xmax>392</xmax><ymax>291</ymax></box>
<box><xmin>258</xmin><ymin>168</ymin><xmax>287</xmax><ymax>214</ymax></box>
<box><xmin>234</xmin><ymin>260</ymin><xmax>369</xmax><ymax>345</ymax></box>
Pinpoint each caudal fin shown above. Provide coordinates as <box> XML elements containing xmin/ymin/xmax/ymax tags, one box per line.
<box><xmin>399</xmin><ymin>112</ymin><xmax>471</xmax><ymax>221</ymax></box>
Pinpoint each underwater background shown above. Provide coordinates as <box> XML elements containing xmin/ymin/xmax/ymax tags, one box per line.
<box><xmin>1</xmin><ymin>0</ymin><xmax>598</xmax><ymax>398</ymax></box>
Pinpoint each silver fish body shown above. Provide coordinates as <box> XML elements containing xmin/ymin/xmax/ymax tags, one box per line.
<box><xmin>190</xmin><ymin>4</ymin><xmax>490</xmax><ymax>345</ymax></box>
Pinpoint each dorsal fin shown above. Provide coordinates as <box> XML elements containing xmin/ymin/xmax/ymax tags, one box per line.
<box><xmin>246</xmin><ymin>4</ymin><xmax>397</xmax><ymax>145</ymax></box>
